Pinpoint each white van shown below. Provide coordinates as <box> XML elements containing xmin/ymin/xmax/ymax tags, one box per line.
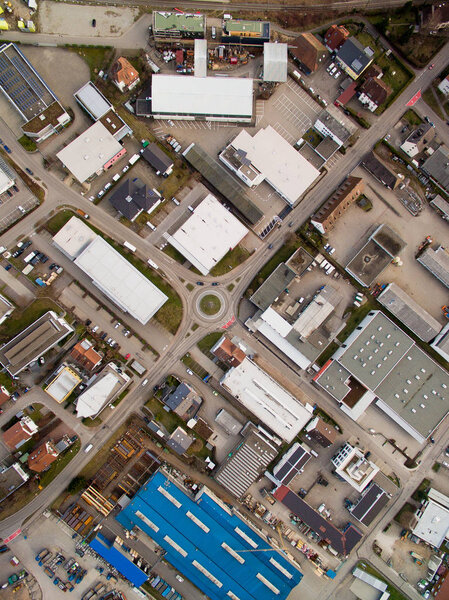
<box><xmin>147</xmin><ymin>221</ymin><xmax>156</xmax><ymax>231</ymax></box>
<box><xmin>172</xmin><ymin>197</ymin><xmax>180</xmax><ymax>206</ymax></box>
<box><xmin>141</xmin><ymin>378</ymin><xmax>148</xmax><ymax>386</ymax></box>
<box><xmin>84</xmin><ymin>443</ymin><xmax>93</xmax><ymax>453</ymax></box>
<box><xmin>211</xmin><ymin>26</ymin><xmax>216</xmax><ymax>39</ymax></box>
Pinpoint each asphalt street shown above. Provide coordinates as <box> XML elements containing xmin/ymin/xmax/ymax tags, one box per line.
<box><xmin>0</xmin><ymin>15</ymin><xmax>448</xmax><ymax>600</ymax></box>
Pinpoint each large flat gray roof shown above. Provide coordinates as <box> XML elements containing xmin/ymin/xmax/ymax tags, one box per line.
<box><xmin>250</xmin><ymin>263</ymin><xmax>297</xmax><ymax>310</ymax></box>
<box><xmin>378</xmin><ymin>283</ymin><xmax>442</xmax><ymax>342</ymax></box>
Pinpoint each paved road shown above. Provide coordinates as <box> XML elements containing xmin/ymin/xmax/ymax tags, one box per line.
<box><xmin>0</xmin><ymin>21</ymin><xmax>447</xmax><ymax>600</ymax></box>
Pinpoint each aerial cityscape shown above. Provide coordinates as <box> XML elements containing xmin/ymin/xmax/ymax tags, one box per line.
<box><xmin>0</xmin><ymin>2</ymin><xmax>448</xmax><ymax>600</ymax></box>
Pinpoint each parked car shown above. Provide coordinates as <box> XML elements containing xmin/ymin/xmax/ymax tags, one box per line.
<box><xmin>196</xmin><ymin>281</ymin><xmax>204</xmax><ymax>286</ymax></box>
<box><xmin>25</xmin><ymin>167</ymin><xmax>33</xmax><ymax>175</ymax></box>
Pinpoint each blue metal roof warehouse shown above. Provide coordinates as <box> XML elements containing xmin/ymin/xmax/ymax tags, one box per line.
<box><xmin>89</xmin><ymin>533</ymin><xmax>148</xmax><ymax>587</ymax></box>
<box><xmin>117</xmin><ymin>471</ymin><xmax>302</xmax><ymax>600</ymax></box>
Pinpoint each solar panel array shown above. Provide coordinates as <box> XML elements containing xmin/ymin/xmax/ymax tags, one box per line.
<box><xmin>0</xmin><ymin>44</ymin><xmax>54</xmax><ymax>120</ymax></box>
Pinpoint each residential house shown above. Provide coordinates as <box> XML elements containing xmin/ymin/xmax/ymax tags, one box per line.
<box><xmin>111</xmin><ymin>57</ymin><xmax>140</xmax><ymax>92</ymax></box>
<box><xmin>3</xmin><ymin>416</ymin><xmax>38</xmax><ymax>450</ymax></box>
<box><xmin>210</xmin><ymin>335</ymin><xmax>246</xmax><ymax>367</ymax></box>
<box><xmin>324</xmin><ymin>24</ymin><xmax>350</xmax><ymax>51</ymax></box>
<box><xmin>336</xmin><ymin>37</ymin><xmax>373</xmax><ymax>79</ymax></box>
<box><xmin>141</xmin><ymin>144</ymin><xmax>174</xmax><ymax>177</ymax></box>
<box><xmin>28</xmin><ymin>441</ymin><xmax>59</xmax><ymax>472</ymax></box>
<box><xmin>109</xmin><ymin>178</ymin><xmax>162</xmax><ymax>221</ymax></box>
<box><xmin>358</xmin><ymin>77</ymin><xmax>391</xmax><ymax>112</ymax></box>
<box><xmin>400</xmin><ymin>123</ymin><xmax>436</xmax><ymax>158</ymax></box>
<box><xmin>289</xmin><ymin>33</ymin><xmax>327</xmax><ymax>74</ymax></box>
<box><xmin>70</xmin><ymin>339</ymin><xmax>102</xmax><ymax>371</ymax></box>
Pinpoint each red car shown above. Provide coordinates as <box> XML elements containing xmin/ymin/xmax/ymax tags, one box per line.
<box><xmin>429</xmin><ymin>63</ymin><xmax>435</xmax><ymax>70</ymax></box>
<box><xmin>125</xmin><ymin>353</ymin><xmax>131</xmax><ymax>360</ymax></box>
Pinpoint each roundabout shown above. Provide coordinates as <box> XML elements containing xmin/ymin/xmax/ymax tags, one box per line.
<box><xmin>195</xmin><ymin>290</ymin><xmax>227</xmax><ymax>321</ymax></box>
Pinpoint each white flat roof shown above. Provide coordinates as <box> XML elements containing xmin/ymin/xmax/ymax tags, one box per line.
<box><xmin>167</xmin><ymin>193</ymin><xmax>248</xmax><ymax>275</ymax></box>
<box><xmin>263</xmin><ymin>43</ymin><xmax>288</xmax><ymax>82</ymax></box>
<box><xmin>220</xmin><ymin>357</ymin><xmax>312</xmax><ymax>442</ymax></box>
<box><xmin>412</xmin><ymin>496</ymin><xmax>449</xmax><ymax>547</ymax></box>
<box><xmin>76</xmin><ymin>371</ymin><xmax>120</xmax><ymax>419</ymax></box>
<box><xmin>74</xmin><ymin>82</ymin><xmax>111</xmax><ymax>119</ymax></box>
<box><xmin>230</xmin><ymin>126</ymin><xmax>320</xmax><ymax>205</ymax></box>
<box><xmin>194</xmin><ymin>39</ymin><xmax>207</xmax><ymax>78</ymax></box>
<box><xmin>151</xmin><ymin>74</ymin><xmax>253</xmax><ymax>118</ymax></box>
<box><xmin>74</xmin><ymin>236</ymin><xmax>168</xmax><ymax>324</ymax></box>
<box><xmin>46</xmin><ymin>367</ymin><xmax>81</xmax><ymax>403</ymax></box>
<box><xmin>52</xmin><ymin>216</ymin><xmax>97</xmax><ymax>260</ymax></box>
<box><xmin>56</xmin><ymin>121</ymin><xmax>123</xmax><ymax>183</ymax></box>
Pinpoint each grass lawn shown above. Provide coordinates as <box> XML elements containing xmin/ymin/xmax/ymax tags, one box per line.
<box><xmin>17</xmin><ymin>135</ymin><xmax>37</xmax><ymax>152</ymax></box>
<box><xmin>199</xmin><ymin>294</ymin><xmax>221</xmax><ymax>315</ymax></box>
<box><xmin>0</xmin><ymin>298</ymin><xmax>62</xmax><ymax>343</ymax></box>
<box><xmin>210</xmin><ymin>245</ymin><xmax>250</xmax><ymax>277</ymax></box>
<box><xmin>226</xmin><ymin>283</ymin><xmax>235</xmax><ymax>292</ymax></box>
<box><xmin>163</xmin><ymin>245</ymin><xmax>186</xmax><ymax>264</ymax></box>
<box><xmin>316</xmin><ymin>341</ymin><xmax>339</xmax><ymax>367</ymax></box>
<box><xmin>181</xmin><ymin>353</ymin><xmax>208</xmax><ymax>379</ymax></box>
<box><xmin>186</xmin><ymin>283</ymin><xmax>194</xmax><ymax>291</ymax></box>
<box><xmin>337</xmin><ymin>301</ymin><xmax>376</xmax><ymax>344</ymax></box>
<box><xmin>402</xmin><ymin>109</ymin><xmax>423</xmax><ymax>127</ymax></box>
<box><xmin>0</xmin><ymin>372</ymin><xmax>13</xmax><ymax>393</ymax></box>
<box><xmin>67</xmin><ymin>45</ymin><xmax>114</xmax><ymax>79</ymax></box>
<box><xmin>39</xmin><ymin>439</ymin><xmax>81</xmax><ymax>488</ymax></box>
<box><xmin>145</xmin><ymin>396</ymin><xmax>180</xmax><ymax>434</ymax></box>
<box><xmin>46</xmin><ymin>210</ymin><xmax>183</xmax><ymax>334</ymax></box>
<box><xmin>197</xmin><ymin>332</ymin><xmax>222</xmax><ymax>355</ymax></box>
<box><xmin>247</xmin><ymin>236</ymin><xmax>301</xmax><ymax>295</ymax></box>
<box><xmin>356</xmin><ymin>562</ymin><xmax>408</xmax><ymax>600</ymax></box>
<box><xmin>423</xmin><ymin>87</ymin><xmax>445</xmax><ymax>120</ymax></box>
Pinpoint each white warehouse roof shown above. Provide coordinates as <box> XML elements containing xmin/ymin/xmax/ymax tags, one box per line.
<box><xmin>56</xmin><ymin>121</ymin><xmax>124</xmax><ymax>183</ymax></box>
<box><xmin>52</xmin><ymin>216</ymin><xmax>97</xmax><ymax>260</ymax></box>
<box><xmin>46</xmin><ymin>367</ymin><xmax>81</xmax><ymax>403</ymax></box>
<box><xmin>220</xmin><ymin>357</ymin><xmax>312</xmax><ymax>442</ymax></box>
<box><xmin>230</xmin><ymin>126</ymin><xmax>320</xmax><ymax>205</ymax></box>
<box><xmin>74</xmin><ymin>236</ymin><xmax>168</xmax><ymax>324</ymax></box>
<box><xmin>151</xmin><ymin>74</ymin><xmax>253</xmax><ymax>119</ymax></box>
<box><xmin>263</xmin><ymin>43</ymin><xmax>288</xmax><ymax>82</ymax></box>
<box><xmin>74</xmin><ymin>81</ymin><xmax>112</xmax><ymax>119</ymax></box>
<box><xmin>76</xmin><ymin>371</ymin><xmax>120</xmax><ymax>419</ymax></box>
<box><xmin>194</xmin><ymin>39</ymin><xmax>207</xmax><ymax>78</ymax></box>
<box><xmin>165</xmin><ymin>193</ymin><xmax>248</xmax><ymax>275</ymax></box>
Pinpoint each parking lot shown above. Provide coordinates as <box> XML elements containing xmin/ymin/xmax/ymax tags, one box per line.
<box><xmin>326</xmin><ymin>164</ymin><xmax>449</xmax><ymax>323</ymax></box>
<box><xmin>0</xmin><ymin>176</ymin><xmax>39</xmax><ymax>235</ymax></box>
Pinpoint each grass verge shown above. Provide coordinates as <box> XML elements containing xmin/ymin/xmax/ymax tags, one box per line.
<box><xmin>0</xmin><ymin>298</ymin><xmax>62</xmax><ymax>343</ymax></box>
<box><xmin>17</xmin><ymin>135</ymin><xmax>37</xmax><ymax>152</ymax></box>
<box><xmin>197</xmin><ymin>332</ymin><xmax>222</xmax><ymax>356</ymax></box>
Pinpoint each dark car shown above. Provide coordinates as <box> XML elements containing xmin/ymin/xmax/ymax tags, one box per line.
<box><xmin>144</xmin><ymin>416</ymin><xmax>151</xmax><ymax>424</ymax></box>
<box><xmin>196</xmin><ymin>281</ymin><xmax>204</xmax><ymax>286</ymax></box>
<box><xmin>12</xmin><ymin>249</ymin><xmax>24</xmax><ymax>258</ymax></box>
<box><xmin>92</xmin><ymin>18</ymin><xmax>96</xmax><ymax>26</ymax></box>
<box><xmin>22</xmin><ymin>240</ymin><xmax>32</xmax><ymax>249</ymax></box>
<box><xmin>268</xmin><ymin>244</ymin><xmax>273</xmax><ymax>249</ymax></box>
<box><xmin>30</xmin><ymin>255</ymin><xmax>40</xmax><ymax>265</ymax></box>
<box><xmin>49</xmin><ymin>263</ymin><xmax>57</xmax><ymax>270</ymax></box>
<box><xmin>4</xmin><ymin>264</ymin><xmax>12</xmax><ymax>271</ymax></box>
<box><xmin>211</xmin><ymin>282</ymin><xmax>219</xmax><ymax>286</ymax></box>
<box><xmin>12</xmin><ymin>184</ymin><xmax>19</xmax><ymax>192</ymax></box>
<box><xmin>25</xmin><ymin>167</ymin><xmax>34</xmax><ymax>176</ymax></box>
<box><xmin>85</xmin><ymin>319</ymin><xmax>92</xmax><ymax>326</ymax></box>
<box><xmin>3</xmin><ymin>145</ymin><xmax>11</xmax><ymax>154</ymax></box>
<box><xmin>40</xmin><ymin>255</ymin><xmax>49</xmax><ymax>263</ymax></box>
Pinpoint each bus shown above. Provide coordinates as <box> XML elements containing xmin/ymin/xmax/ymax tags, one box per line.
<box><xmin>123</xmin><ymin>241</ymin><xmax>136</xmax><ymax>253</ymax></box>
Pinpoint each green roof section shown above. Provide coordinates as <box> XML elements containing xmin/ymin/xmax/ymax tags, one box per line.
<box><xmin>153</xmin><ymin>11</ymin><xmax>205</xmax><ymax>33</ymax></box>
<box><xmin>183</xmin><ymin>143</ymin><xmax>263</xmax><ymax>226</ymax></box>
<box><xmin>224</xmin><ymin>20</ymin><xmax>269</xmax><ymax>34</ymax></box>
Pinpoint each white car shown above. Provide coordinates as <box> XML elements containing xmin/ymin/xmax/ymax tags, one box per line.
<box><xmin>334</xmin><ymin>70</ymin><xmax>341</xmax><ymax>79</ymax></box>
<box><xmin>122</xmin><ymin>165</ymin><xmax>130</xmax><ymax>173</ymax></box>
<box><xmin>186</xmin><ymin>368</ymin><xmax>193</xmax><ymax>375</ymax></box>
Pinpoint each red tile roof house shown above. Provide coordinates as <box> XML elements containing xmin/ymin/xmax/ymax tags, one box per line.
<box><xmin>111</xmin><ymin>57</ymin><xmax>140</xmax><ymax>93</ymax></box>
<box><xmin>3</xmin><ymin>416</ymin><xmax>38</xmax><ymax>450</ymax></box>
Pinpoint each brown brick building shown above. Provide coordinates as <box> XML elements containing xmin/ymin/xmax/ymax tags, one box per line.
<box><xmin>311</xmin><ymin>176</ymin><xmax>364</xmax><ymax>235</ymax></box>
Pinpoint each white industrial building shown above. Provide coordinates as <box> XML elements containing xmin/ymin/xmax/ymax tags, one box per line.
<box><xmin>0</xmin><ymin>156</ymin><xmax>15</xmax><ymax>195</ymax></box>
<box><xmin>220</xmin><ymin>357</ymin><xmax>313</xmax><ymax>442</ymax></box>
<box><xmin>412</xmin><ymin>487</ymin><xmax>449</xmax><ymax>548</ymax></box>
<box><xmin>74</xmin><ymin>81</ymin><xmax>112</xmax><ymax>120</ymax></box>
<box><xmin>219</xmin><ymin>126</ymin><xmax>320</xmax><ymax>205</ymax></box>
<box><xmin>263</xmin><ymin>43</ymin><xmax>288</xmax><ymax>82</ymax></box>
<box><xmin>150</xmin><ymin>74</ymin><xmax>254</xmax><ymax>123</ymax></box>
<box><xmin>331</xmin><ymin>443</ymin><xmax>379</xmax><ymax>492</ymax></box>
<box><xmin>56</xmin><ymin>121</ymin><xmax>126</xmax><ymax>183</ymax></box>
<box><xmin>53</xmin><ymin>218</ymin><xmax>168</xmax><ymax>324</ymax></box>
<box><xmin>52</xmin><ymin>216</ymin><xmax>97</xmax><ymax>260</ymax></box>
<box><xmin>163</xmin><ymin>193</ymin><xmax>248</xmax><ymax>275</ymax></box>
<box><xmin>194</xmin><ymin>39</ymin><xmax>207</xmax><ymax>78</ymax></box>
<box><xmin>76</xmin><ymin>363</ymin><xmax>130</xmax><ymax>419</ymax></box>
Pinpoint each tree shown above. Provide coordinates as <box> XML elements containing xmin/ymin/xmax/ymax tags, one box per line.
<box><xmin>66</xmin><ymin>476</ymin><xmax>87</xmax><ymax>494</ymax></box>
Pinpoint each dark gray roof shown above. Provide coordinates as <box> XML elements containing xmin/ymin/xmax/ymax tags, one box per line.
<box><xmin>422</xmin><ymin>145</ymin><xmax>449</xmax><ymax>191</ymax></box>
<box><xmin>166</xmin><ymin>427</ymin><xmax>193</xmax><ymax>455</ymax></box>
<box><xmin>361</xmin><ymin>152</ymin><xmax>398</xmax><ymax>189</ymax></box>
<box><xmin>316</xmin><ymin>110</ymin><xmax>351</xmax><ymax>143</ymax></box>
<box><xmin>350</xmin><ymin>483</ymin><xmax>389</xmax><ymax>526</ymax></box>
<box><xmin>315</xmin><ymin>137</ymin><xmax>339</xmax><ymax>160</ymax></box>
<box><xmin>109</xmin><ymin>178</ymin><xmax>160</xmax><ymax>221</ymax></box>
<box><xmin>336</xmin><ymin>37</ymin><xmax>371</xmax><ymax>76</ymax></box>
<box><xmin>272</xmin><ymin>443</ymin><xmax>311</xmax><ymax>485</ymax></box>
<box><xmin>164</xmin><ymin>383</ymin><xmax>191</xmax><ymax>411</ymax></box>
<box><xmin>183</xmin><ymin>144</ymin><xmax>263</xmax><ymax>225</ymax></box>
<box><xmin>142</xmin><ymin>143</ymin><xmax>174</xmax><ymax>174</ymax></box>
<box><xmin>250</xmin><ymin>263</ymin><xmax>297</xmax><ymax>310</ymax></box>
<box><xmin>276</xmin><ymin>486</ymin><xmax>363</xmax><ymax>555</ymax></box>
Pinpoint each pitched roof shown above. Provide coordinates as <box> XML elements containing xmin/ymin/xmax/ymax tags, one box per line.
<box><xmin>324</xmin><ymin>24</ymin><xmax>350</xmax><ymax>50</ymax></box>
<box><xmin>336</xmin><ymin>38</ymin><xmax>371</xmax><ymax>76</ymax></box>
<box><xmin>3</xmin><ymin>417</ymin><xmax>38</xmax><ymax>449</ymax></box>
<box><xmin>109</xmin><ymin>178</ymin><xmax>161</xmax><ymax>220</ymax></box>
<box><xmin>111</xmin><ymin>57</ymin><xmax>140</xmax><ymax>89</ymax></box>
<box><xmin>290</xmin><ymin>33</ymin><xmax>327</xmax><ymax>72</ymax></box>
<box><xmin>141</xmin><ymin>143</ymin><xmax>174</xmax><ymax>174</ymax></box>
<box><xmin>71</xmin><ymin>339</ymin><xmax>102</xmax><ymax>370</ymax></box>
<box><xmin>28</xmin><ymin>441</ymin><xmax>59</xmax><ymax>472</ymax></box>
<box><xmin>359</xmin><ymin>77</ymin><xmax>391</xmax><ymax>106</ymax></box>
